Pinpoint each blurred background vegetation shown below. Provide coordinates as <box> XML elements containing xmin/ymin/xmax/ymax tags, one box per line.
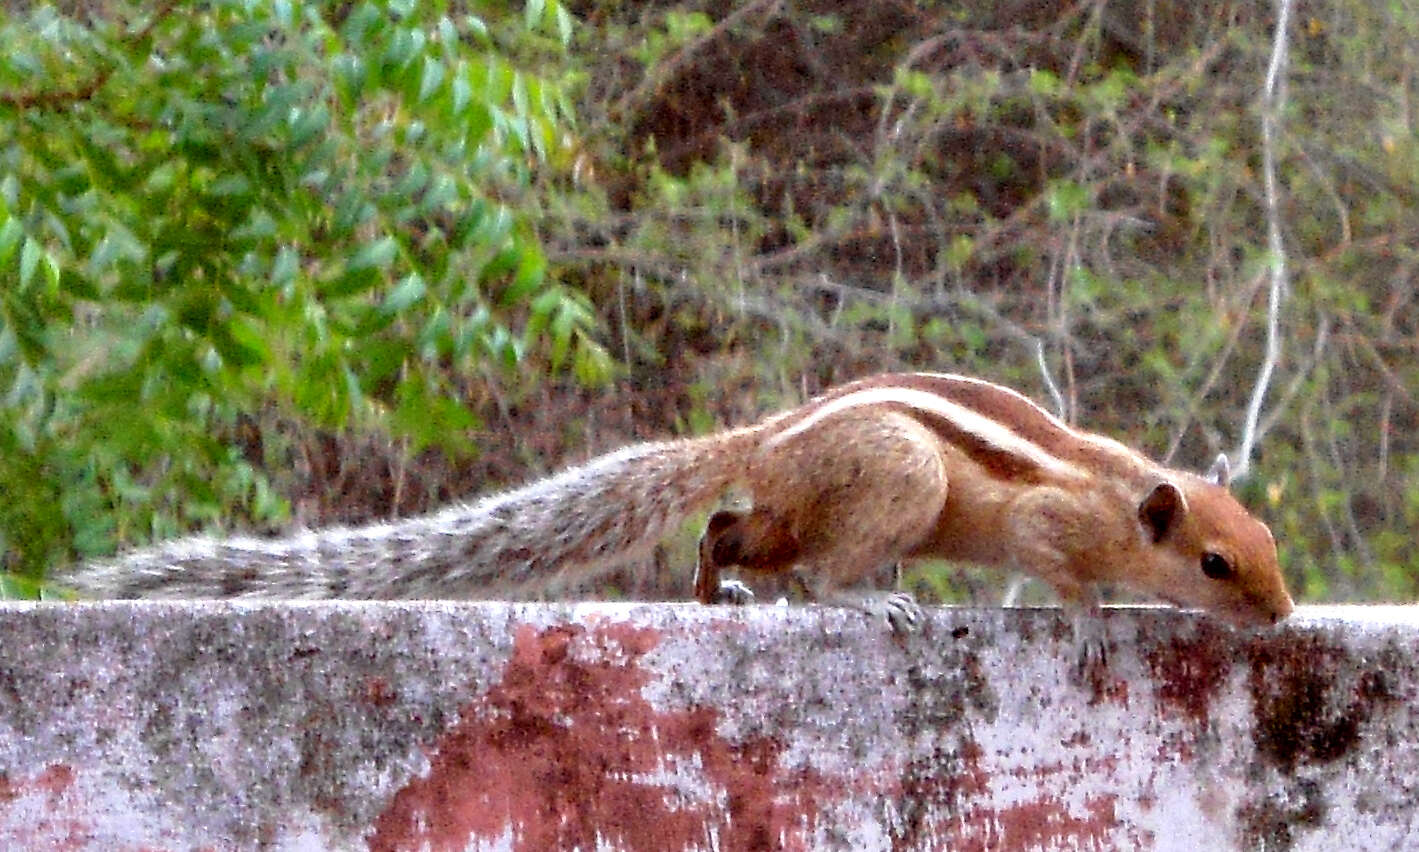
<box><xmin>1</xmin><ymin>0</ymin><xmax>1415</xmax><ymax>604</ymax></box>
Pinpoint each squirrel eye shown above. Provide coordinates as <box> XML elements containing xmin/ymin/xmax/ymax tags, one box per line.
<box><xmin>1201</xmin><ymin>552</ymin><xmax>1234</xmax><ymax>581</ymax></box>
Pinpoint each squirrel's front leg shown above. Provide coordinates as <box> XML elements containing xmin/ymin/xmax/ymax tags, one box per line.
<box><xmin>1048</xmin><ymin>575</ymin><xmax>1110</xmax><ymax>677</ymax></box>
<box><xmin>1006</xmin><ymin>488</ymin><xmax>1112</xmax><ymax>675</ymax></box>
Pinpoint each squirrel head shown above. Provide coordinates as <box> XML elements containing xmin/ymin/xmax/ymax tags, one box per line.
<box><xmin>1133</xmin><ymin>456</ymin><xmax>1294</xmax><ymax>628</ymax></box>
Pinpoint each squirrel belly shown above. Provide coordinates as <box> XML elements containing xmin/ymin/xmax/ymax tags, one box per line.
<box><xmin>57</xmin><ymin>371</ymin><xmax>1296</xmax><ymax>629</ymax></box>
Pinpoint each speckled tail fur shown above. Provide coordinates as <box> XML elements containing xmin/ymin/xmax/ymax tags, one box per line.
<box><xmin>58</xmin><ymin>434</ymin><xmax>745</xmax><ymax>599</ymax></box>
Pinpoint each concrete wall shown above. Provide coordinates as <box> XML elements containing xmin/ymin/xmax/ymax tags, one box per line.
<box><xmin>0</xmin><ymin>601</ymin><xmax>1415</xmax><ymax>850</ymax></box>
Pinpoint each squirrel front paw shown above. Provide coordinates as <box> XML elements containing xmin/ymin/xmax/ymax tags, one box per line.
<box><xmin>884</xmin><ymin>591</ymin><xmax>924</xmax><ymax>634</ymax></box>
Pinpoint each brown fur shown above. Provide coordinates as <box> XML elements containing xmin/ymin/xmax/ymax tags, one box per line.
<box><xmin>61</xmin><ymin>373</ymin><xmax>1295</xmax><ymax>627</ymax></box>
<box><xmin>698</xmin><ymin>374</ymin><xmax>1293</xmax><ymax>628</ymax></box>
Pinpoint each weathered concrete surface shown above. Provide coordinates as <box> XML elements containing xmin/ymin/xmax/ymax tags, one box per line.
<box><xmin>0</xmin><ymin>602</ymin><xmax>1415</xmax><ymax>851</ymax></box>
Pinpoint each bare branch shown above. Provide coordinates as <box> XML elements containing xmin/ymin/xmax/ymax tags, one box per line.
<box><xmin>1034</xmin><ymin>340</ymin><xmax>1068</xmax><ymax>420</ymax></box>
<box><xmin>1255</xmin><ymin>314</ymin><xmax>1330</xmax><ymax>443</ymax></box>
<box><xmin>1234</xmin><ymin>0</ymin><xmax>1294</xmax><ymax>480</ymax></box>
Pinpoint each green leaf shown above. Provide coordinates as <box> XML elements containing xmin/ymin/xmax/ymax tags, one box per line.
<box><xmin>226</xmin><ymin>315</ymin><xmax>273</xmax><ymax>366</ymax></box>
<box><xmin>40</xmin><ymin>252</ymin><xmax>60</xmax><ymax>295</ymax></box>
<box><xmin>333</xmin><ymin>53</ymin><xmax>366</xmax><ymax>104</ymax></box>
<box><xmin>380</xmin><ymin>273</ymin><xmax>427</xmax><ymax>316</ymax></box>
<box><xmin>554</xmin><ymin>5</ymin><xmax>573</xmax><ymax>45</ymax></box>
<box><xmin>945</xmin><ymin>234</ymin><xmax>974</xmax><ymax>271</ymax></box>
<box><xmin>271</xmin><ymin>246</ymin><xmax>299</xmax><ymax>289</ymax></box>
<box><xmin>210</xmin><ymin>320</ymin><xmax>268</xmax><ymax>369</ymax></box>
<box><xmin>1046</xmin><ymin>179</ymin><xmax>1090</xmax><ymax>223</ymax></box>
<box><xmin>549</xmin><ymin>304</ymin><xmax>575</xmax><ymax>369</ymax></box>
<box><xmin>466</xmin><ymin>15</ymin><xmax>489</xmax><ymax>44</ymax></box>
<box><xmin>1028</xmin><ymin>69</ymin><xmax>1061</xmax><ymax>96</ymax></box>
<box><xmin>18</xmin><ymin>237</ymin><xmax>40</xmax><ymax>291</ymax></box>
<box><xmin>524</xmin><ymin>0</ymin><xmax>546</xmax><ymax>32</ymax></box>
<box><xmin>0</xmin><ymin>219</ymin><xmax>22</xmax><ymax>269</ymax></box>
<box><xmin>348</xmin><ymin>236</ymin><xmax>398</xmax><ymax>273</ymax></box>
<box><xmin>208</xmin><ymin>174</ymin><xmax>252</xmax><ymax>197</ymax></box>
<box><xmin>289</xmin><ymin>105</ymin><xmax>329</xmax><ymax>147</ymax></box>
<box><xmin>451</xmin><ymin>66</ymin><xmax>471</xmax><ymax>114</ymax></box>
<box><xmin>418</xmin><ymin>55</ymin><xmax>445</xmax><ymax>103</ymax></box>
<box><xmin>499</xmin><ymin>247</ymin><xmax>546</xmax><ymax>305</ymax></box>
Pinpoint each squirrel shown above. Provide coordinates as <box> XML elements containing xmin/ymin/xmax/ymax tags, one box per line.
<box><xmin>57</xmin><ymin>372</ymin><xmax>1295</xmax><ymax>630</ymax></box>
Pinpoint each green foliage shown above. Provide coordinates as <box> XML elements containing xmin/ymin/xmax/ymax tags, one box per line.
<box><xmin>0</xmin><ymin>0</ymin><xmax>608</xmax><ymax>589</ymax></box>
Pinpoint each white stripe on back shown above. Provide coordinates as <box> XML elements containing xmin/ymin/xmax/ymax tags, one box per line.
<box><xmin>766</xmin><ymin>386</ymin><xmax>1083</xmax><ymax>478</ymax></box>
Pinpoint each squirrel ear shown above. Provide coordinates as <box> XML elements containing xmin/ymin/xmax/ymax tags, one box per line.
<box><xmin>1138</xmin><ymin>482</ymin><xmax>1188</xmax><ymax>544</ymax></box>
<box><xmin>1205</xmin><ymin>453</ymin><xmax>1231</xmax><ymax>488</ymax></box>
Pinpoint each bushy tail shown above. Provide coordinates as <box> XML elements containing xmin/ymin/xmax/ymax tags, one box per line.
<box><xmin>57</xmin><ymin>434</ymin><xmax>746</xmax><ymax>600</ymax></box>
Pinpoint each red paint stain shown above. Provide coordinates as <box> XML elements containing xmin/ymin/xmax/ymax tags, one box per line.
<box><xmin>956</xmin><ymin>739</ymin><xmax>990</xmax><ymax>798</ymax></box>
<box><xmin>1007</xmin><ymin>754</ymin><xmax>1120</xmax><ymax>784</ymax></box>
<box><xmin>363</xmin><ymin>676</ymin><xmax>397</xmax><ymax>708</ymax></box>
<box><xmin>955</xmin><ymin>792</ymin><xmax>1121</xmax><ymax>851</ymax></box>
<box><xmin>0</xmin><ymin>762</ymin><xmax>74</xmax><ymax>802</ymax></box>
<box><xmin>370</xmin><ymin>621</ymin><xmax>837</xmax><ymax>851</ymax></box>
<box><xmin>1144</xmin><ymin>627</ymin><xmax>1233</xmax><ymax>726</ymax></box>
<box><xmin>0</xmin><ymin>763</ymin><xmax>91</xmax><ymax>851</ymax></box>
<box><xmin>1095</xmin><ymin>676</ymin><xmax>1129</xmax><ymax>708</ymax></box>
<box><xmin>893</xmin><ymin>739</ymin><xmax>1137</xmax><ymax>852</ymax></box>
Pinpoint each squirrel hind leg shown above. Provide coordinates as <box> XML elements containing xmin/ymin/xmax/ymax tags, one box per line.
<box><xmin>693</xmin><ymin>509</ymin><xmax>746</xmax><ymax>604</ymax></box>
<box><xmin>694</xmin><ymin>409</ymin><xmax>948</xmax><ymax>612</ymax></box>
<box><xmin>764</xmin><ymin>407</ymin><xmax>949</xmax><ymax>588</ymax></box>
<box><xmin>693</xmin><ymin>507</ymin><xmax>801</xmax><ymax>604</ymax></box>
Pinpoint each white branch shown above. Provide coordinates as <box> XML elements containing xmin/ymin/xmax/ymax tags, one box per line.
<box><xmin>1234</xmin><ymin>0</ymin><xmax>1293</xmax><ymax>480</ymax></box>
<box><xmin>1035</xmin><ymin>338</ymin><xmax>1068</xmax><ymax>420</ymax></box>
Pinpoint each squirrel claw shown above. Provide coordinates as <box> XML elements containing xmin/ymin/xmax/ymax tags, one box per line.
<box><xmin>1069</xmin><ymin>613</ymin><xmax>1111</xmax><ymax>686</ymax></box>
<box><xmin>884</xmin><ymin>591</ymin><xmax>924</xmax><ymax>634</ymax></box>
<box><xmin>1074</xmin><ymin>636</ymin><xmax>1109</xmax><ymax>677</ymax></box>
